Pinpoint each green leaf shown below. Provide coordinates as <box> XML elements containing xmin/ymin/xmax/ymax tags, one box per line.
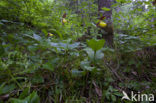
<box><xmin>116</xmin><ymin>0</ymin><xmax>122</xmax><ymax>2</ymax></box>
<box><xmin>9</xmin><ymin>91</ymin><xmax>40</xmax><ymax>103</ymax></box>
<box><xmin>31</xmin><ymin>75</ymin><xmax>44</xmax><ymax>84</ymax></box>
<box><xmin>33</xmin><ymin>34</ymin><xmax>42</xmax><ymax>41</ymax></box>
<box><xmin>43</xmin><ymin>62</ymin><xmax>54</xmax><ymax>71</ymax></box>
<box><xmin>84</xmin><ymin>48</ymin><xmax>104</xmax><ymax>61</ymax></box>
<box><xmin>114</xmin><ymin>92</ymin><xmax>123</xmax><ymax>97</ymax></box>
<box><xmin>0</xmin><ymin>84</ymin><xmax>16</xmax><ymax>95</ymax></box>
<box><xmin>49</xmin><ymin>29</ymin><xmax>63</xmax><ymax>39</ymax></box>
<box><xmin>41</xmin><ymin>29</ymin><xmax>48</xmax><ymax>36</ymax></box>
<box><xmin>80</xmin><ymin>60</ymin><xmax>96</xmax><ymax>72</ymax></box>
<box><xmin>83</xmin><ymin>66</ymin><xmax>95</xmax><ymax>71</ymax></box>
<box><xmin>9</xmin><ymin>98</ymin><xmax>28</xmax><ymax>103</ymax></box>
<box><xmin>25</xmin><ymin>91</ymin><xmax>40</xmax><ymax>103</ymax></box>
<box><xmin>71</xmin><ymin>69</ymin><xmax>84</xmax><ymax>77</ymax></box>
<box><xmin>80</xmin><ymin>60</ymin><xmax>90</xmax><ymax>69</ymax></box>
<box><xmin>84</xmin><ymin>48</ymin><xmax>94</xmax><ymax>60</ymax></box>
<box><xmin>102</xmin><ymin>7</ymin><xmax>111</xmax><ymax>11</ymax></box>
<box><xmin>150</xmin><ymin>36</ymin><xmax>156</xmax><ymax>45</ymax></box>
<box><xmin>111</xmin><ymin>95</ymin><xmax>116</xmax><ymax>102</ymax></box>
<box><xmin>23</xmin><ymin>34</ymin><xmax>39</xmax><ymax>43</ymax></box>
<box><xmin>105</xmin><ymin>91</ymin><xmax>111</xmax><ymax>100</ymax></box>
<box><xmin>19</xmin><ymin>88</ymin><xmax>30</xmax><ymax>99</ymax></box>
<box><xmin>95</xmin><ymin>50</ymin><xmax>104</xmax><ymax>60</ymax></box>
<box><xmin>87</xmin><ymin>39</ymin><xmax>105</xmax><ymax>51</ymax></box>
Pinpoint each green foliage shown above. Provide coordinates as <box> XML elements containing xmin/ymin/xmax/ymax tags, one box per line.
<box><xmin>86</xmin><ymin>39</ymin><xmax>105</xmax><ymax>64</ymax></box>
<box><xmin>0</xmin><ymin>84</ymin><xmax>16</xmax><ymax>95</ymax></box>
<box><xmin>102</xmin><ymin>7</ymin><xmax>111</xmax><ymax>11</ymax></box>
<box><xmin>87</xmin><ymin>39</ymin><xmax>105</xmax><ymax>52</ymax></box>
<box><xmin>103</xmin><ymin>86</ymin><xmax>122</xmax><ymax>102</ymax></box>
<box><xmin>113</xmin><ymin>0</ymin><xmax>156</xmax><ymax>37</ymax></box>
<box><xmin>84</xmin><ymin>48</ymin><xmax>104</xmax><ymax>62</ymax></box>
<box><xmin>0</xmin><ymin>0</ymin><xmax>155</xmax><ymax>102</ymax></box>
<box><xmin>9</xmin><ymin>91</ymin><xmax>40</xmax><ymax>103</ymax></box>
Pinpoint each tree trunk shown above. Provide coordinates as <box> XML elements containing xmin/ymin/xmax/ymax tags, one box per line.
<box><xmin>98</xmin><ymin>0</ymin><xmax>114</xmax><ymax>47</ymax></box>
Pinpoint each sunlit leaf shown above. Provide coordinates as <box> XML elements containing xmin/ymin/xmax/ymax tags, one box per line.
<box><xmin>102</xmin><ymin>7</ymin><xmax>111</xmax><ymax>11</ymax></box>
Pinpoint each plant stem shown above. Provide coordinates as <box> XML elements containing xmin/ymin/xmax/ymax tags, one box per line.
<box><xmin>94</xmin><ymin>50</ymin><xmax>96</xmax><ymax>65</ymax></box>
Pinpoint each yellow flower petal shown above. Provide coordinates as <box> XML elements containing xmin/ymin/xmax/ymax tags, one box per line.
<box><xmin>48</xmin><ymin>33</ymin><xmax>54</xmax><ymax>36</ymax></box>
<box><xmin>99</xmin><ymin>21</ymin><xmax>107</xmax><ymax>28</ymax></box>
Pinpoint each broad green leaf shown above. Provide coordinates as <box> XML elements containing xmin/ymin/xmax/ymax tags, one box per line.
<box><xmin>83</xmin><ymin>66</ymin><xmax>95</xmax><ymax>71</ymax></box>
<box><xmin>33</xmin><ymin>34</ymin><xmax>42</xmax><ymax>41</ymax></box>
<box><xmin>84</xmin><ymin>48</ymin><xmax>94</xmax><ymax>60</ymax></box>
<box><xmin>80</xmin><ymin>60</ymin><xmax>90</xmax><ymax>69</ymax></box>
<box><xmin>96</xmin><ymin>50</ymin><xmax>104</xmax><ymax>60</ymax></box>
<box><xmin>84</xmin><ymin>48</ymin><xmax>104</xmax><ymax>61</ymax></box>
<box><xmin>50</xmin><ymin>42</ymin><xmax>80</xmax><ymax>50</ymax></box>
<box><xmin>87</xmin><ymin>39</ymin><xmax>105</xmax><ymax>51</ymax></box>
<box><xmin>80</xmin><ymin>60</ymin><xmax>96</xmax><ymax>72</ymax></box>
<box><xmin>0</xmin><ymin>84</ymin><xmax>16</xmax><ymax>95</ymax></box>
<box><xmin>1</xmin><ymin>19</ymin><xmax>10</xmax><ymax>23</ymax></box>
<box><xmin>71</xmin><ymin>69</ymin><xmax>84</xmax><ymax>77</ymax></box>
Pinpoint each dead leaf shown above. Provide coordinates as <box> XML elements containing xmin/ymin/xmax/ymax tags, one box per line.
<box><xmin>92</xmin><ymin>80</ymin><xmax>102</xmax><ymax>97</ymax></box>
<box><xmin>0</xmin><ymin>94</ymin><xmax>10</xmax><ymax>100</ymax></box>
<box><xmin>132</xmin><ymin>71</ymin><xmax>137</xmax><ymax>76</ymax></box>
